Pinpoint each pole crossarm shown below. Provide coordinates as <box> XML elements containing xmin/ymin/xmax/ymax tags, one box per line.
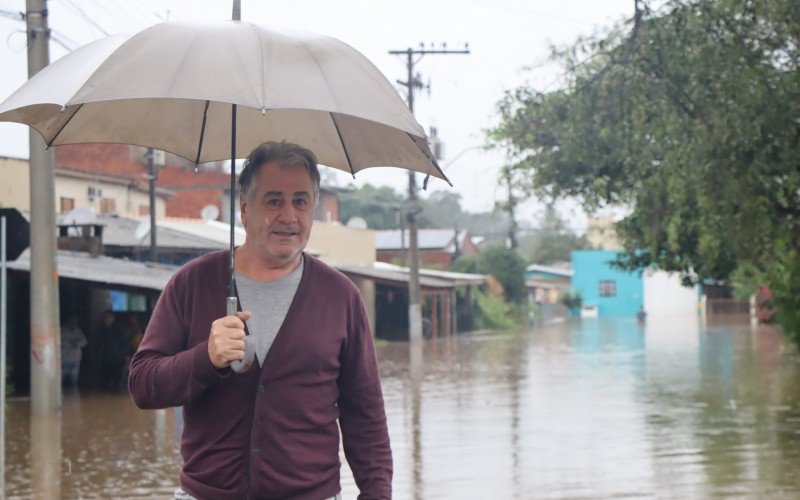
<box><xmin>387</xmin><ymin>43</ymin><xmax>469</xmax><ymax>342</ymax></box>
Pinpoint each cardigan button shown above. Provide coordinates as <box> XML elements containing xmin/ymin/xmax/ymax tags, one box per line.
<box><xmin>252</xmin><ymin>444</ymin><xmax>260</xmax><ymax>453</ymax></box>
<box><xmin>258</xmin><ymin>384</ymin><xmax>265</xmax><ymax>394</ymax></box>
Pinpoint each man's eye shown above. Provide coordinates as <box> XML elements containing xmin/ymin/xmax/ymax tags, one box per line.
<box><xmin>294</xmin><ymin>198</ymin><xmax>308</xmax><ymax>207</ymax></box>
<box><xmin>266</xmin><ymin>199</ymin><xmax>281</xmax><ymax>207</ymax></box>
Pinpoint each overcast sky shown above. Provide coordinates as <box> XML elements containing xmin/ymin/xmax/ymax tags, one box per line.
<box><xmin>0</xmin><ymin>0</ymin><xmax>633</xmax><ymax>231</ymax></box>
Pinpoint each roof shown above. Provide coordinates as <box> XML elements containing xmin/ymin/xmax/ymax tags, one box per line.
<box><xmin>156</xmin><ymin>218</ymin><xmax>247</xmax><ymax>247</ymax></box>
<box><xmin>525</xmin><ymin>263</ymin><xmax>574</xmax><ymax>278</ymax></box>
<box><xmin>8</xmin><ymin>249</ymin><xmax>178</xmax><ymax>291</ymax></box>
<box><xmin>337</xmin><ymin>261</ymin><xmax>485</xmax><ymax>289</ymax></box>
<box><xmin>58</xmin><ymin>213</ymin><xmax>226</xmax><ymax>250</ymax></box>
<box><xmin>155</xmin><ymin>218</ymin><xmax>324</xmax><ymax>256</ymax></box>
<box><xmin>374</xmin><ymin>228</ymin><xmax>468</xmax><ymax>252</ymax></box>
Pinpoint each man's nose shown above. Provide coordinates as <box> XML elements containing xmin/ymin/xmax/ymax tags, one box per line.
<box><xmin>275</xmin><ymin>202</ymin><xmax>298</xmax><ymax>222</ymax></box>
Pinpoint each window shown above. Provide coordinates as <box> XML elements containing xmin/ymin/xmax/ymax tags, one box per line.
<box><xmin>99</xmin><ymin>197</ymin><xmax>116</xmax><ymax>215</ymax></box>
<box><xmin>599</xmin><ymin>280</ymin><xmax>616</xmax><ymax>297</ymax></box>
<box><xmin>60</xmin><ymin>197</ymin><xmax>75</xmax><ymax>213</ymax></box>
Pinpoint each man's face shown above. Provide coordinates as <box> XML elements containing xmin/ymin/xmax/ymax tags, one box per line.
<box><xmin>240</xmin><ymin>160</ymin><xmax>315</xmax><ymax>267</ymax></box>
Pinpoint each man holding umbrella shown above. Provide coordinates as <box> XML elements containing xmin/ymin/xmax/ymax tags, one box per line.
<box><xmin>0</xmin><ymin>18</ymin><xmax>451</xmax><ymax>499</ymax></box>
<box><xmin>129</xmin><ymin>141</ymin><xmax>392</xmax><ymax>500</ymax></box>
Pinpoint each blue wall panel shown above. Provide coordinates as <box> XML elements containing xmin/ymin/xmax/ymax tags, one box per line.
<box><xmin>571</xmin><ymin>250</ymin><xmax>643</xmax><ymax>317</ymax></box>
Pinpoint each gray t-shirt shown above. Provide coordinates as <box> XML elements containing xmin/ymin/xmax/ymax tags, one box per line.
<box><xmin>235</xmin><ymin>257</ymin><xmax>304</xmax><ymax>367</ymax></box>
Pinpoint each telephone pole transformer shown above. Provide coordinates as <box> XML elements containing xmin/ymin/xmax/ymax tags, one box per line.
<box><xmin>388</xmin><ymin>44</ymin><xmax>469</xmax><ymax>342</ymax></box>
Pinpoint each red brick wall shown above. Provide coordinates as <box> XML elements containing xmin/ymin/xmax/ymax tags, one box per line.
<box><xmin>54</xmin><ymin>144</ymin><xmax>231</xmax><ymax>220</ymax></box>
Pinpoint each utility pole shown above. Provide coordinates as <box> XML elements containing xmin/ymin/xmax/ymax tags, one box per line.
<box><xmin>27</xmin><ymin>0</ymin><xmax>60</xmax><ymax>416</ymax></box>
<box><xmin>389</xmin><ymin>43</ymin><xmax>469</xmax><ymax>342</ymax></box>
<box><xmin>503</xmin><ymin>167</ymin><xmax>518</xmax><ymax>250</ymax></box>
<box><xmin>232</xmin><ymin>0</ymin><xmax>241</xmax><ymax>21</ymax></box>
<box><xmin>145</xmin><ymin>148</ymin><xmax>164</xmax><ymax>262</ymax></box>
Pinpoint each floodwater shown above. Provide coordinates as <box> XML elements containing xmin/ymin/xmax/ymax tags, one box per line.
<box><xmin>3</xmin><ymin>316</ymin><xmax>800</xmax><ymax>499</ymax></box>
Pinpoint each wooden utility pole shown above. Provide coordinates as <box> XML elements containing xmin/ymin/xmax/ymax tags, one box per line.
<box><xmin>27</xmin><ymin>0</ymin><xmax>60</xmax><ymax>416</ymax></box>
<box><xmin>389</xmin><ymin>44</ymin><xmax>469</xmax><ymax>341</ymax></box>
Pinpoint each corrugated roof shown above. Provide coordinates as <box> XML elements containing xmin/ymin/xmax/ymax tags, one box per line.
<box><xmin>156</xmin><ymin>218</ymin><xmax>247</xmax><ymax>247</ymax></box>
<box><xmin>57</xmin><ymin>213</ymin><xmax>225</xmax><ymax>250</ymax></box>
<box><xmin>8</xmin><ymin>249</ymin><xmax>178</xmax><ymax>291</ymax></box>
<box><xmin>374</xmin><ymin>228</ymin><xmax>466</xmax><ymax>251</ymax></box>
<box><xmin>525</xmin><ymin>263</ymin><xmax>574</xmax><ymax>277</ymax></box>
<box><xmin>337</xmin><ymin>262</ymin><xmax>485</xmax><ymax>289</ymax></box>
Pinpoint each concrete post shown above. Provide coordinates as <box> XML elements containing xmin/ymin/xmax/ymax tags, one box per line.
<box><xmin>27</xmin><ymin>0</ymin><xmax>61</xmax><ymax>416</ymax></box>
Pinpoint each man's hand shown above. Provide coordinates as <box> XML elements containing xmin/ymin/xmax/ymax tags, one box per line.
<box><xmin>208</xmin><ymin>311</ymin><xmax>252</xmax><ymax>369</ymax></box>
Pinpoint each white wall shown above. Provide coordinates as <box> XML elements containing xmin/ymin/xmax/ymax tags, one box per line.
<box><xmin>643</xmin><ymin>269</ymin><xmax>698</xmax><ymax>316</ymax></box>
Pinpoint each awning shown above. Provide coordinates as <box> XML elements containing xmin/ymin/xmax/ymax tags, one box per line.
<box><xmin>336</xmin><ymin>262</ymin><xmax>485</xmax><ymax>290</ymax></box>
<box><xmin>7</xmin><ymin>249</ymin><xmax>178</xmax><ymax>291</ymax></box>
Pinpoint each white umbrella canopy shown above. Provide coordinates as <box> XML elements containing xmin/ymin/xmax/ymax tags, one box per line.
<box><xmin>0</xmin><ymin>20</ymin><xmax>448</xmax><ymax>182</ymax></box>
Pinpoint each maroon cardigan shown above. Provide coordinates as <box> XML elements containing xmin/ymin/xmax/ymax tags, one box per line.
<box><xmin>129</xmin><ymin>250</ymin><xmax>392</xmax><ymax>499</ymax></box>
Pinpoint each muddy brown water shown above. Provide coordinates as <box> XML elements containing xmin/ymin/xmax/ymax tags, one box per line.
<box><xmin>3</xmin><ymin>317</ymin><xmax>800</xmax><ymax>499</ymax></box>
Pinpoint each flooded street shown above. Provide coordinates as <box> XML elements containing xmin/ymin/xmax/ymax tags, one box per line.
<box><xmin>4</xmin><ymin>317</ymin><xmax>800</xmax><ymax>498</ymax></box>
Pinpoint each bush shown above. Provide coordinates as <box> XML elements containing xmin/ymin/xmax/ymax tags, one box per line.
<box><xmin>454</xmin><ymin>246</ymin><xmax>527</xmax><ymax>304</ymax></box>
<box><xmin>560</xmin><ymin>290</ymin><xmax>583</xmax><ymax>310</ymax></box>
<box><xmin>473</xmin><ymin>288</ymin><xmax>517</xmax><ymax>330</ymax></box>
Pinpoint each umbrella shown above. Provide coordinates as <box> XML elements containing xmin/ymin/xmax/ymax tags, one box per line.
<box><xmin>0</xmin><ymin>21</ymin><xmax>449</xmax><ymax>372</ymax></box>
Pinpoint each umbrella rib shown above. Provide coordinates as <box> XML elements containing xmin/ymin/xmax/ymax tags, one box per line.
<box><xmin>193</xmin><ymin>100</ymin><xmax>211</xmax><ymax>165</ymax></box>
<box><xmin>330</xmin><ymin>113</ymin><xmax>356</xmax><ymax>178</ymax></box>
<box><xmin>407</xmin><ymin>132</ymin><xmax>452</xmax><ymax>187</ymax></box>
<box><xmin>45</xmin><ymin>104</ymin><xmax>84</xmax><ymax>149</ymax></box>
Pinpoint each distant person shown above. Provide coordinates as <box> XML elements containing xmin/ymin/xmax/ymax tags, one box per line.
<box><xmin>637</xmin><ymin>306</ymin><xmax>647</xmax><ymax>323</ymax></box>
<box><xmin>97</xmin><ymin>311</ymin><xmax>128</xmax><ymax>391</ymax></box>
<box><xmin>60</xmin><ymin>316</ymin><xmax>87</xmax><ymax>388</ymax></box>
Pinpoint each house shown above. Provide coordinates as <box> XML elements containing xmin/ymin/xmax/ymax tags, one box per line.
<box><xmin>571</xmin><ymin>250</ymin><xmax>699</xmax><ymax>317</ymax></box>
<box><xmin>585</xmin><ymin>216</ymin><xmax>623</xmax><ymax>250</ymax></box>
<box><xmin>336</xmin><ymin>261</ymin><xmax>485</xmax><ymax>340</ymax></box>
<box><xmin>525</xmin><ymin>263</ymin><xmax>573</xmax><ymax>304</ymax></box>
<box><xmin>0</xmin><ymin>155</ymin><xmax>173</xmax><ymax>217</ymax></box>
<box><xmin>54</xmin><ymin>143</ymin><xmax>230</xmax><ymax>220</ymax></box>
<box><xmin>54</xmin><ymin>144</ymin><xmax>353</xmax><ymax>224</ymax></box>
<box><xmin>374</xmin><ymin>228</ymin><xmax>479</xmax><ymax>269</ymax></box>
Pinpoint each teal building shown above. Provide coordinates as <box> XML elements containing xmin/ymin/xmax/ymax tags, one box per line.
<box><xmin>571</xmin><ymin>250</ymin><xmax>643</xmax><ymax>317</ymax></box>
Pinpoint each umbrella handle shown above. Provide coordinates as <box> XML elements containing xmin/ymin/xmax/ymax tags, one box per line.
<box><xmin>228</xmin><ymin>296</ymin><xmax>255</xmax><ymax>374</ymax></box>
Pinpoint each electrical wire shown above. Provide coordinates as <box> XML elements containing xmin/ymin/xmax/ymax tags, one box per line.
<box><xmin>60</xmin><ymin>0</ymin><xmax>109</xmax><ymax>36</ymax></box>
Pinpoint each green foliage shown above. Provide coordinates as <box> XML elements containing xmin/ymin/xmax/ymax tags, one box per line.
<box><xmin>338</xmin><ymin>183</ymin><xmax>510</xmax><ymax>237</ymax></box>
<box><xmin>473</xmin><ymin>288</ymin><xmax>517</xmax><ymax>330</ymax></box>
<box><xmin>490</xmin><ymin>0</ymin><xmax>800</xmax><ymax>341</ymax></box>
<box><xmin>479</xmin><ymin>245</ymin><xmax>527</xmax><ymax>304</ymax></box>
<box><xmin>339</xmin><ymin>184</ymin><xmax>405</xmax><ymax>229</ymax></box>
<box><xmin>451</xmin><ymin>254</ymin><xmax>480</xmax><ymax>274</ymax></box>
<box><xmin>560</xmin><ymin>290</ymin><xmax>583</xmax><ymax>311</ymax></box>
<box><xmin>526</xmin><ymin>205</ymin><xmax>591</xmax><ymax>264</ymax></box>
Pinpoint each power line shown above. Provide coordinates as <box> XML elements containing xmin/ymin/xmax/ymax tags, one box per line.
<box><xmin>60</xmin><ymin>0</ymin><xmax>109</xmax><ymax>36</ymax></box>
<box><xmin>0</xmin><ymin>7</ymin><xmax>23</xmax><ymax>21</ymax></box>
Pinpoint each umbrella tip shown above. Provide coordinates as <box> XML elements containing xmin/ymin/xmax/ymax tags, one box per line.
<box><xmin>194</xmin><ymin>163</ymin><xmax>200</xmax><ymax>173</ymax></box>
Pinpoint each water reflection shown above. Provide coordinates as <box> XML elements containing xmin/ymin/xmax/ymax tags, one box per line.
<box><xmin>2</xmin><ymin>317</ymin><xmax>799</xmax><ymax>498</ymax></box>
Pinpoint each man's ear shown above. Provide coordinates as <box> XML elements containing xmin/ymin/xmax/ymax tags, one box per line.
<box><xmin>239</xmin><ymin>195</ymin><xmax>248</xmax><ymax>228</ymax></box>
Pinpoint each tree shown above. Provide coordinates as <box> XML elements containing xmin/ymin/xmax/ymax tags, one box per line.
<box><xmin>338</xmin><ymin>184</ymin><xmax>405</xmax><ymax>229</ymax></box>
<box><xmin>526</xmin><ymin>205</ymin><xmax>591</xmax><ymax>264</ymax></box>
<box><xmin>489</xmin><ymin>0</ymin><xmax>800</xmax><ymax>341</ymax></box>
<box><xmin>455</xmin><ymin>245</ymin><xmax>527</xmax><ymax>304</ymax></box>
<box><xmin>338</xmin><ymin>184</ymin><xmax>511</xmax><ymax>239</ymax></box>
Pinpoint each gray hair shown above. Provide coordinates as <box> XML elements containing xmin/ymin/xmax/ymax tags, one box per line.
<box><xmin>238</xmin><ymin>141</ymin><xmax>320</xmax><ymax>203</ymax></box>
